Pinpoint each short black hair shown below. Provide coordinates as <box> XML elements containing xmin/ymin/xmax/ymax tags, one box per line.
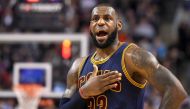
<box><xmin>92</xmin><ymin>3</ymin><xmax>120</xmax><ymax>19</ymax></box>
<box><xmin>95</xmin><ymin>3</ymin><xmax>114</xmax><ymax>8</ymax></box>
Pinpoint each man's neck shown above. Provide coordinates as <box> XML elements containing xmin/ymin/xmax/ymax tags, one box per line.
<box><xmin>95</xmin><ymin>41</ymin><xmax>120</xmax><ymax>59</ymax></box>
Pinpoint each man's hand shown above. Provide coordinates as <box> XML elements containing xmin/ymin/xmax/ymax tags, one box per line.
<box><xmin>80</xmin><ymin>64</ymin><xmax>122</xmax><ymax>98</ymax></box>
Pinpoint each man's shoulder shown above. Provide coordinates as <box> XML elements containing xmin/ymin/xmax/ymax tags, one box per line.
<box><xmin>124</xmin><ymin>42</ymin><xmax>159</xmax><ymax>73</ymax></box>
<box><xmin>123</xmin><ymin>43</ymin><xmax>139</xmax><ymax>55</ymax></box>
<box><xmin>74</xmin><ymin>57</ymin><xmax>87</xmax><ymax>64</ymax></box>
<box><xmin>72</xmin><ymin>57</ymin><xmax>88</xmax><ymax>71</ymax></box>
<box><xmin>124</xmin><ymin>43</ymin><xmax>156</xmax><ymax>63</ymax></box>
<box><xmin>67</xmin><ymin>57</ymin><xmax>88</xmax><ymax>77</ymax></box>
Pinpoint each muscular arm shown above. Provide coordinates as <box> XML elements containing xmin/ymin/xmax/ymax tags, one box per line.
<box><xmin>63</xmin><ymin>58</ymin><xmax>82</xmax><ymax>98</ymax></box>
<box><xmin>125</xmin><ymin>44</ymin><xmax>187</xmax><ymax>109</ymax></box>
<box><xmin>59</xmin><ymin>58</ymin><xmax>86</xmax><ymax>109</ymax></box>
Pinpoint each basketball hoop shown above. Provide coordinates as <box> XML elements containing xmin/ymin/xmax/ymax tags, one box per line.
<box><xmin>13</xmin><ymin>84</ymin><xmax>45</xmax><ymax>109</ymax></box>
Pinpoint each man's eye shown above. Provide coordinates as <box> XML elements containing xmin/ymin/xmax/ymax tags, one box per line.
<box><xmin>104</xmin><ymin>16</ymin><xmax>111</xmax><ymax>21</ymax></box>
<box><xmin>92</xmin><ymin>16</ymin><xmax>99</xmax><ymax>22</ymax></box>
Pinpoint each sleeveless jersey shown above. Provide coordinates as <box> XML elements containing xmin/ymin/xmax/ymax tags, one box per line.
<box><xmin>78</xmin><ymin>43</ymin><xmax>147</xmax><ymax>109</ymax></box>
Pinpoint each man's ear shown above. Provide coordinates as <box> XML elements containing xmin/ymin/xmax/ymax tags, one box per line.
<box><xmin>117</xmin><ymin>20</ymin><xmax>122</xmax><ymax>31</ymax></box>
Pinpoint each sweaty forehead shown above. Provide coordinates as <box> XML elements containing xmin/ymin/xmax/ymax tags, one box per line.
<box><xmin>92</xmin><ymin>6</ymin><xmax>116</xmax><ymax>17</ymax></box>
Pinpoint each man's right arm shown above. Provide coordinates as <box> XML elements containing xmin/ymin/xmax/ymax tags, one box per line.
<box><xmin>59</xmin><ymin>58</ymin><xmax>86</xmax><ymax>109</ymax></box>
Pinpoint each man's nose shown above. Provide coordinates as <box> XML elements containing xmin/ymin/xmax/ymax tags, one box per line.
<box><xmin>97</xmin><ymin>18</ymin><xmax>105</xmax><ymax>26</ymax></box>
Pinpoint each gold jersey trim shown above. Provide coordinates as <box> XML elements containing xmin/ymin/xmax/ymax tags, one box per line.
<box><xmin>121</xmin><ymin>43</ymin><xmax>147</xmax><ymax>89</ymax></box>
<box><xmin>91</xmin><ymin>43</ymin><xmax>124</xmax><ymax>65</ymax></box>
<box><xmin>78</xmin><ymin>57</ymin><xmax>88</xmax><ymax>78</ymax></box>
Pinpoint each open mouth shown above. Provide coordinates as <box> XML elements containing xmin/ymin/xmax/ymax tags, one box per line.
<box><xmin>96</xmin><ymin>31</ymin><xmax>108</xmax><ymax>37</ymax></box>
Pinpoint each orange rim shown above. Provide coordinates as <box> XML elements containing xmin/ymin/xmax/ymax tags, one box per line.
<box><xmin>14</xmin><ymin>84</ymin><xmax>44</xmax><ymax>97</ymax></box>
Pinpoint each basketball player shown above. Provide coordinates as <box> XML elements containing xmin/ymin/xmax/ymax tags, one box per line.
<box><xmin>59</xmin><ymin>4</ymin><xmax>187</xmax><ymax>109</ymax></box>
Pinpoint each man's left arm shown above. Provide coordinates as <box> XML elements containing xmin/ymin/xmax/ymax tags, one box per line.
<box><xmin>125</xmin><ymin>44</ymin><xmax>188</xmax><ymax>109</ymax></box>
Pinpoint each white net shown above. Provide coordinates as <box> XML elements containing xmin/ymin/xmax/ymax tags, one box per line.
<box><xmin>14</xmin><ymin>84</ymin><xmax>44</xmax><ymax>109</ymax></box>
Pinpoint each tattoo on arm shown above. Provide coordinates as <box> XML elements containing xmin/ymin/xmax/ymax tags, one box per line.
<box><xmin>129</xmin><ymin>46</ymin><xmax>187</xmax><ymax>109</ymax></box>
<box><xmin>130</xmin><ymin>48</ymin><xmax>158</xmax><ymax>75</ymax></box>
<box><xmin>154</xmin><ymin>65</ymin><xmax>187</xmax><ymax>109</ymax></box>
<box><xmin>131</xmin><ymin>48</ymin><xmax>148</xmax><ymax>68</ymax></box>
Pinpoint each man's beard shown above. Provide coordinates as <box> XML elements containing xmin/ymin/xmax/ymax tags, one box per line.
<box><xmin>90</xmin><ymin>28</ymin><xmax>117</xmax><ymax>49</ymax></box>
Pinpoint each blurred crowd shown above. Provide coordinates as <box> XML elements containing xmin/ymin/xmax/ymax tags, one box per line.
<box><xmin>0</xmin><ymin>0</ymin><xmax>190</xmax><ymax>109</ymax></box>
<box><xmin>0</xmin><ymin>43</ymin><xmax>82</xmax><ymax>90</ymax></box>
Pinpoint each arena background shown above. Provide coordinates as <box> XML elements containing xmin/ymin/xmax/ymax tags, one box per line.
<box><xmin>0</xmin><ymin>0</ymin><xmax>190</xmax><ymax>109</ymax></box>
